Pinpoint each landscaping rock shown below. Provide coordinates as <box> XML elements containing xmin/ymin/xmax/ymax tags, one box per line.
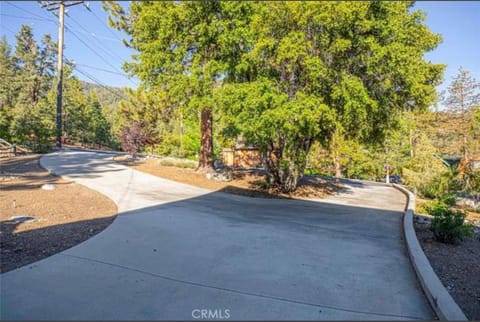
<box><xmin>41</xmin><ymin>184</ymin><xmax>56</xmax><ymax>191</ymax></box>
<box><xmin>205</xmin><ymin>168</ymin><xmax>233</xmax><ymax>182</ymax></box>
<box><xmin>9</xmin><ymin>216</ymin><xmax>38</xmax><ymax>223</ymax></box>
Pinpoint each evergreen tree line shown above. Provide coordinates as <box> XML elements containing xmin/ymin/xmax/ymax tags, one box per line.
<box><xmin>106</xmin><ymin>1</ymin><xmax>478</xmax><ymax>194</ymax></box>
<box><xmin>106</xmin><ymin>1</ymin><xmax>448</xmax><ymax>192</ymax></box>
<box><xmin>0</xmin><ymin>25</ymin><xmax>116</xmax><ymax>151</ymax></box>
<box><xmin>1</xmin><ymin>3</ymin><xmax>478</xmax><ymax>195</ymax></box>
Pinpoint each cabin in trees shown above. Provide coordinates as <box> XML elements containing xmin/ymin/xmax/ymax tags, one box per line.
<box><xmin>443</xmin><ymin>155</ymin><xmax>480</xmax><ymax>173</ymax></box>
<box><xmin>460</xmin><ymin>156</ymin><xmax>480</xmax><ymax>172</ymax></box>
<box><xmin>221</xmin><ymin>141</ymin><xmax>261</xmax><ymax>169</ymax></box>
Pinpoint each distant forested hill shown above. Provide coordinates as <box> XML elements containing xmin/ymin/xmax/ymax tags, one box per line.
<box><xmin>81</xmin><ymin>81</ymin><xmax>125</xmax><ymax>111</ymax></box>
<box><xmin>416</xmin><ymin>110</ymin><xmax>480</xmax><ymax>158</ymax></box>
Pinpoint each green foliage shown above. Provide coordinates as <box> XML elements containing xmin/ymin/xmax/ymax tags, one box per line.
<box><xmin>444</xmin><ymin>68</ymin><xmax>480</xmax><ymax>160</ymax></box>
<box><xmin>221</xmin><ymin>2</ymin><xmax>442</xmax><ymax>191</ymax></box>
<box><xmin>159</xmin><ymin>160</ymin><xmax>174</xmax><ymax>167</ymax></box>
<box><xmin>106</xmin><ymin>1</ymin><xmax>256</xmax><ymax>170</ymax></box>
<box><xmin>1</xmin><ymin>25</ymin><xmax>118</xmax><ymax>149</ymax></box>
<box><xmin>175</xmin><ymin>161</ymin><xmax>196</xmax><ymax>169</ymax></box>
<box><xmin>1</xmin><ymin>26</ymin><xmax>57</xmax><ymax>144</ymax></box>
<box><xmin>103</xmin><ymin>2</ymin><xmax>444</xmax><ymax>190</ymax></box>
<box><xmin>158</xmin><ymin>159</ymin><xmax>196</xmax><ymax>169</ymax></box>
<box><xmin>257</xmin><ymin>180</ymin><xmax>271</xmax><ymax>190</ymax></box>
<box><xmin>112</xmin><ymin>87</ymin><xmax>201</xmax><ymax>159</ymax></box>
<box><xmin>428</xmin><ymin>201</ymin><xmax>474</xmax><ymax>244</ymax></box>
<box><xmin>463</xmin><ymin>163</ymin><xmax>480</xmax><ymax>197</ymax></box>
<box><xmin>417</xmin><ymin>167</ymin><xmax>462</xmax><ymax>200</ymax></box>
<box><xmin>0</xmin><ymin>36</ymin><xmax>17</xmax><ymax>139</ymax></box>
<box><xmin>104</xmin><ymin>2</ymin><xmax>444</xmax><ymax>190</ymax></box>
<box><xmin>402</xmin><ymin>132</ymin><xmax>447</xmax><ymax>195</ymax></box>
<box><xmin>439</xmin><ymin>194</ymin><xmax>457</xmax><ymax>207</ymax></box>
<box><xmin>219</xmin><ymin>80</ymin><xmax>334</xmax><ymax>191</ymax></box>
<box><xmin>415</xmin><ymin>199</ymin><xmax>432</xmax><ymax>215</ymax></box>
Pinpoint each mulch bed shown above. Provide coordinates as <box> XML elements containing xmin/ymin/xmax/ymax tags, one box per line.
<box><xmin>117</xmin><ymin>156</ymin><xmax>342</xmax><ymax>199</ymax></box>
<box><xmin>0</xmin><ymin>154</ymin><xmax>117</xmax><ymax>273</ymax></box>
<box><xmin>415</xmin><ymin>224</ymin><xmax>480</xmax><ymax>320</ymax></box>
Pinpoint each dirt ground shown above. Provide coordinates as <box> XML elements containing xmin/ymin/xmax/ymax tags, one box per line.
<box><xmin>415</xmin><ymin>224</ymin><xmax>480</xmax><ymax>320</ymax></box>
<box><xmin>0</xmin><ymin>154</ymin><xmax>117</xmax><ymax>273</ymax></box>
<box><xmin>120</xmin><ymin>157</ymin><xmax>342</xmax><ymax>199</ymax></box>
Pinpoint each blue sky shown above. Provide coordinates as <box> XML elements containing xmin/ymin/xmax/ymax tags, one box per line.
<box><xmin>1</xmin><ymin>1</ymin><xmax>138</xmax><ymax>88</ymax></box>
<box><xmin>414</xmin><ymin>1</ymin><xmax>480</xmax><ymax>106</ymax></box>
<box><xmin>1</xmin><ymin>1</ymin><xmax>479</xmax><ymax>102</ymax></box>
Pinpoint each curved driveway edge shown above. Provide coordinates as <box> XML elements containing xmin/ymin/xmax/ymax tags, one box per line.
<box><xmin>393</xmin><ymin>184</ymin><xmax>467</xmax><ymax>321</ymax></box>
<box><xmin>1</xmin><ymin>150</ymin><xmax>435</xmax><ymax>320</ymax></box>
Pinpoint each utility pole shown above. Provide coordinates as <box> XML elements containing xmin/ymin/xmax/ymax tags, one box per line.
<box><xmin>39</xmin><ymin>1</ymin><xmax>84</xmax><ymax>149</ymax></box>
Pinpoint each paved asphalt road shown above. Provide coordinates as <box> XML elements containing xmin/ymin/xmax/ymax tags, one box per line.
<box><xmin>0</xmin><ymin>150</ymin><xmax>434</xmax><ymax>320</ymax></box>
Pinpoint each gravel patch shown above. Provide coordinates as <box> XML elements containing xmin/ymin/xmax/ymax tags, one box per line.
<box><xmin>415</xmin><ymin>223</ymin><xmax>480</xmax><ymax>320</ymax></box>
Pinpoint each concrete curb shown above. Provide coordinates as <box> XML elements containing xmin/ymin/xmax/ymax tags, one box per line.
<box><xmin>393</xmin><ymin>184</ymin><xmax>467</xmax><ymax>321</ymax></box>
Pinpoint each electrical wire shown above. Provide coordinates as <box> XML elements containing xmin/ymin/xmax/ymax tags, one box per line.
<box><xmin>5</xmin><ymin>5</ymin><xmax>139</xmax><ymax>91</ymax></box>
<box><xmin>6</xmin><ymin>1</ymin><xmax>57</xmax><ymax>22</ymax></box>
<box><xmin>67</xmin><ymin>14</ymin><xmax>125</xmax><ymax>62</ymax></box>
<box><xmin>73</xmin><ymin>65</ymin><xmax>128</xmax><ymax>100</ymax></box>
<box><xmin>85</xmin><ymin>4</ymin><xmax>123</xmax><ymax>43</ymax></box>
<box><xmin>63</xmin><ymin>24</ymin><xmax>138</xmax><ymax>86</ymax></box>
<box><xmin>76</xmin><ymin>62</ymin><xmax>135</xmax><ymax>78</ymax></box>
<box><xmin>39</xmin><ymin>6</ymin><xmax>137</xmax><ymax>87</ymax></box>
<box><xmin>71</xmin><ymin>28</ymin><xmax>119</xmax><ymax>42</ymax></box>
<box><xmin>0</xmin><ymin>13</ymin><xmax>56</xmax><ymax>23</ymax></box>
<box><xmin>1</xmin><ymin>24</ymin><xmax>17</xmax><ymax>35</ymax></box>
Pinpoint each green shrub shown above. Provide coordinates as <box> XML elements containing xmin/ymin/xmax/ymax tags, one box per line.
<box><xmin>257</xmin><ymin>180</ymin><xmax>271</xmax><ymax>190</ymax></box>
<box><xmin>159</xmin><ymin>160</ymin><xmax>174</xmax><ymax>167</ymax></box>
<box><xmin>416</xmin><ymin>199</ymin><xmax>432</xmax><ymax>215</ymax></box>
<box><xmin>428</xmin><ymin>201</ymin><xmax>474</xmax><ymax>244</ymax></box>
<box><xmin>175</xmin><ymin>161</ymin><xmax>196</xmax><ymax>169</ymax></box>
<box><xmin>416</xmin><ymin>168</ymin><xmax>462</xmax><ymax>199</ymax></box>
<box><xmin>439</xmin><ymin>193</ymin><xmax>457</xmax><ymax>206</ymax></box>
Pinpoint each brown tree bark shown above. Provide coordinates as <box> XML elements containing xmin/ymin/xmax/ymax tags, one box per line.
<box><xmin>197</xmin><ymin>108</ymin><xmax>215</xmax><ymax>173</ymax></box>
<box><xmin>333</xmin><ymin>151</ymin><xmax>342</xmax><ymax>178</ymax></box>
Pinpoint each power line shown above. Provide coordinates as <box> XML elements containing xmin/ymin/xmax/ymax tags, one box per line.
<box><xmin>6</xmin><ymin>3</ymin><xmax>137</xmax><ymax>91</ymax></box>
<box><xmin>75</xmin><ymin>63</ymin><xmax>137</xmax><ymax>79</ymax></box>
<box><xmin>43</xmin><ymin>7</ymin><xmax>122</xmax><ymax>74</ymax></box>
<box><xmin>5</xmin><ymin>3</ymin><xmax>134</xmax><ymax>84</ymax></box>
<box><xmin>85</xmin><ymin>4</ymin><xmax>123</xmax><ymax>43</ymax></box>
<box><xmin>58</xmin><ymin>18</ymin><xmax>138</xmax><ymax>86</ymax></box>
<box><xmin>71</xmin><ymin>28</ymin><xmax>120</xmax><ymax>42</ymax></box>
<box><xmin>66</xmin><ymin>26</ymin><xmax>138</xmax><ymax>87</ymax></box>
<box><xmin>72</xmin><ymin>64</ymin><xmax>128</xmax><ymax>100</ymax></box>
<box><xmin>1</xmin><ymin>25</ymin><xmax>17</xmax><ymax>35</ymax></box>
<box><xmin>40</xmin><ymin>1</ymin><xmax>85</xmax><ymax>149</ymax></box>
<box><xmin>0</xmin><ymin>13</ymin><xmax>56</xmax><ymax>22</ymax></box>
<box><xmin>65</xmin><ymin>20</ymin><xmax>122</xmax><ymax>63</ymax></box>
<box><xmin>10</xmin><ymin>3</ymin><xmax>138</xmax><ymax>86</ymax></box>
<box><xmin>6</xmin><ymin>1</ymin><xmax>56</xmax><ymax>22</ymax></box>
<box><xmin>66</xmin><ymin>14</ymin><xmax>125</xmax><ymax>63</ymax></box>
<box><xmin>63</xmin><ymin>25</ymin><xmax>126</xmax><ymax>78</ymax></box>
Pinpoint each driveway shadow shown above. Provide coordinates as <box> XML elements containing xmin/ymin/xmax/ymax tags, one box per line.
<box><xmin>0</xmin><ymin>185</ymin><xmax>434</xmax><ymax>320</ymax></box>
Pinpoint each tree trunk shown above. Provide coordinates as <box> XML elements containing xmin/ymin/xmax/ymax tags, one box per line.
<box><xmin>333</xmin><ymin>151</ymin><xmax>342</xmax><ymax>178</ymax></box>
<box><xmin>197</xmin><ymin>108</ymin><xmax>215</xmax><ymax>173</ymax></box>
<box><xmin>463</xmin><ymin>130</ymin><xmax>469</xmax><ymax>162</ymax></box>
<box><xmin>262</xmin><ymin>148</ymin><xmax>306</xmax><ymax>193</ymax></box>
<box><xmin>264</xmin><ymin>161</ymin><xmax>301</xmax><ymax>193</ymax></box>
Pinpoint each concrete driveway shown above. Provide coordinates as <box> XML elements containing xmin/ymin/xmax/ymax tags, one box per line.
<box><xmin>0</xmin><ymin>150</ymin><xmax>434</xmax><ymax>320</ymax></box>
